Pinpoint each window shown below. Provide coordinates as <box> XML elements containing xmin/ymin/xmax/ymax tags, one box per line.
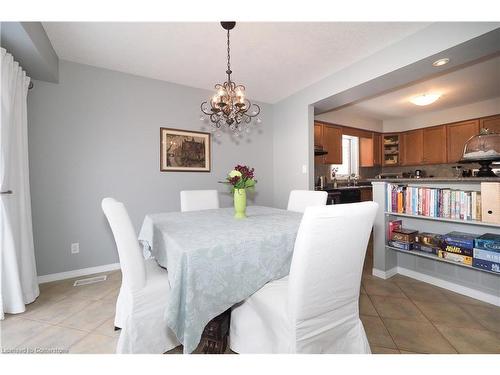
<box><xmin>330</xmin><ymin>135</ymin><xmax>359</xmax><ymax>178</ymax></box>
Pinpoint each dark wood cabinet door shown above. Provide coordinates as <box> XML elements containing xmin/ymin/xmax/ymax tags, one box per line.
<box><xmin>314</xmin><ymin>123</ymin><xmax>323</xmax><ymax>146</ymax></box>
<box><xmin>402</xmin><ymin>129</ymin><xmax>423</xmax><ymax>166</ymax></box>
<box><xmin>446</xmin><ymin>120</ymin><xmax>480</xmax><ymax>163</ymax></box>
<box><xmin>422</xmin><ymin>125</ymin><xmax>447</xmax><ymax>164</ymax></box>
<box><xmin>373</xmin><ymin>133</ymin><xmax>382</xmax><ymax>166</ymax></box>
<box><xmin>480</xmin><ymin>114</ymin><xmax>500</xmax><ymax>133</ymax></box>
<box><xmin>323</xmin><ymin>125</ymin><xmax>342</xmax><ymax>165</ymax></box>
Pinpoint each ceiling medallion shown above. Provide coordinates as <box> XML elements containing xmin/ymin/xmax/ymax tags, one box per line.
<box><xmin>200</xmin><ymin>22</ymin><xmax>261</xmax><ymax>137</ymax></box>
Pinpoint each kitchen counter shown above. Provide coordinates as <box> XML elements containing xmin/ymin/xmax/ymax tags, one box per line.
<box><xmin>367</xmin><ymin>177</ymin><xmax>499</xmax><ymax>183</ymax></box>
<box><xmin>315</xmin><ymin>184</ymin><xmax>373</xmax><ymax>192</ymax></box>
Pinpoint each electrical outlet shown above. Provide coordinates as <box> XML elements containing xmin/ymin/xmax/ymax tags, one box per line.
<box><xmin>71</xmin><ymin>243</ymin><xmax>79</xmax><ymax>254</ymax></box>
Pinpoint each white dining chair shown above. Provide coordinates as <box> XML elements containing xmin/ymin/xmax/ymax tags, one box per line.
<box><xmin>180</xmin><ymin>190</ymin><xmax>220</xmax><ymax>212</ymax></box>
<box><xmin>230</xmin><ymin>201</ymin><xmax>378</xmax><ymax>354</ymax></box>
<box><xmin>286</xmin><ymin>190</ymin><xmax>328</xmax><ymax>213</ymax></box>
<box><xmin>102</xmin><ymin>197</ymin><xmax>179</xmax><ymax>353</ymax></box>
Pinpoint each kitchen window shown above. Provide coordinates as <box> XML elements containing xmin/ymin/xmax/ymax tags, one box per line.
<box><xmin>330</xmin><ymin>135</ymin><xmax>359</xmax><ymax>178</ymax></box>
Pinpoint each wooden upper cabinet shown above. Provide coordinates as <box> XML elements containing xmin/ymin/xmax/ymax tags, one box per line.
<box><xmin>422</xmin><ymin>125</ymin><xmax>447</xmax><ymax>164</ymax></box>
<box><xmin>323</xmin><ymin>125</ymin><xmax>342</xmax><ymax>165</ymax></box>
<box><xmin>480</xmin><ymin>114</ymin><xmax>500</xmax><ymax>134</ymax></box>
<box><xmin>373</xmin><ymin>133</ymin><xmax>382</xmax><ymax>166</ymax></box>
<box><xmin>359</xmin><ymin>133</ymin><xmax>382</xmax><ymax>167</ymax></box>
<box><xmin>402</xmin><ymin>129</ymin><xmax>423</xmax><ymax>166</ymax></box>
<box><xmin>314</xmin><ymin>123</ymin><xmax>323</xmax><ymax>147</ymax></box>
<box><xmin>446</xmin><ymin>119</ymin><xmax>480</xmax><ymax>163</ymax></box>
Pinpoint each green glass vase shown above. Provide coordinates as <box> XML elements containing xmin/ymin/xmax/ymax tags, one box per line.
<box><xmin>234</xmin><ymin>188</ymin><xmax>247</xmax><ymax>219</ymax></box>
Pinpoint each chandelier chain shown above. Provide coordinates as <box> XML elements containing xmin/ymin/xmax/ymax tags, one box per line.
<box><xmin>226</xmin><ymin>29</ymin><xmax>231</xmax><ymax>80</ymax></box>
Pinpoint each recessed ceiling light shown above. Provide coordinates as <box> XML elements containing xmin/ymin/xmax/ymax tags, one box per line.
<box><xmin>432</xmin><ymin>58</ymin><xmax>450</xmax><ymax>67</ymax></box>
<box><xmin>410</xmin><ymin>93</ymin><xmax>442</xmax><ymax>106</ymax></box>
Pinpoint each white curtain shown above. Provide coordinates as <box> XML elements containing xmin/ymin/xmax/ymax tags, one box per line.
<box><xmin>0</xmin><ymin>48</ymin><xmax>39</xmax><ymax>319</ymax></box>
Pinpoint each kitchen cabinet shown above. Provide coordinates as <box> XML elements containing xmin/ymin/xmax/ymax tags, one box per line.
<box><xmin>314</xmin><ymin>123</ymin><xmax>323</xmax><ymax>146</ymax></box>
<box><xmin>360</xmin><ymin>188</ymin><xmax>373</xmax><ymax>202</ymax></box>
<box><xmin>402</xmin><ymin>129</ymin><xmax>423</xmax><ymax>165</ymax></box>
<box><xmin>446</xmin><ymin>119</ymin><xmax>480</xmax><ymax>163</ymax></box>
<box><xmin>323</xmin><ymin>125</ymin><xmax>343</xmax><ymax>164</ymax></box>
<box><xmin>382</xmin><ymin>134</ymin><xmax>400</xmax><ymax>166</ymax></box>
<box><xmin>480</xmin><ymin>114</ymin><xmax>500</xmax><ymax>133</ymax></box>
<box><xmin>359</xmin><ymin>133</ymin><xmax>382</xmax><ymax>167</ymax></box>
<box><xmin>373</xmin><ymin>133</ymin><xmax>382</xmax><ymax>166</ymax></box>
<box><xmin>422</xmin><ymin>125</ymin><xmax>447</xmax><ymax>164</ymax></box>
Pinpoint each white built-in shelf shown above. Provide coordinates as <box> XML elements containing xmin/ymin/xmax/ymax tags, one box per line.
<box><xmin>386</xmin><ymin>245</ymin><xmax>499</xmax><ymax>276</ymax></box>
<box><xmin>385</xmin><ymin>211</ymin><xmax>500</xmax><ymax>229</ymax></box>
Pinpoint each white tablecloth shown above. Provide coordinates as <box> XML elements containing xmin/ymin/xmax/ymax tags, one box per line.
<box><xmin>138</xmin><ymin>206</ymin><xmax>302</xmax><ymax>353</ymax></box>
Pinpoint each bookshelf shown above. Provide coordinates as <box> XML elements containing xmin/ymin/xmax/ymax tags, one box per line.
<box><xmin>371</xmin><ymin>180</ymin><xmax>500</xmax><ymax>306</ymax></box>
<box><xmin>386</xmin><ymin>245</ymin><xmax>500</xmax><ymax>276</ymax></box>
<box><xmin>384</xmin><ymin>212</ymin><xmax>500</xmax><ymax>229</ymax></box>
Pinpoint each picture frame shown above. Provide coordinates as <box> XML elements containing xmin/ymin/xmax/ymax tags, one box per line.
<box><xmin>160</xmin><ymin>127</ymin><xmax>211</xmax><ymax>172</ymax></box>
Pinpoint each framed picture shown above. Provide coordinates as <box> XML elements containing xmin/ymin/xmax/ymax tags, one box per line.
<box><xmin>160</xmin><ymin>127</ymin><xmax>211</xmax><ymax>172</ymax></box>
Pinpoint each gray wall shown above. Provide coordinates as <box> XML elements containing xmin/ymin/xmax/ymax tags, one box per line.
<box><xmin>28</xmin><ymin>61</ymin><xmax>274</xmax><ymax>277</ymax></box>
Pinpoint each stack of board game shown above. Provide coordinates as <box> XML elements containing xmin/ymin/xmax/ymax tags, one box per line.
<box><xmin>414</xmin><ymin>233</ymin><xmax>444</xmax><ymax>255</ymax></box>
<box><xmin>473</xmin><ymin>233</ymin><xmax>500</xmax><ymax>273</ymax></box>
<box><xmin>388</xmin><ymin>228</ymin><xmax>418</xmax><ymax>251</ymax></box>
<box><xmin>440</xmin><ymin>231</ymin><xmax>476</xmax><ymax>266</ymax></box>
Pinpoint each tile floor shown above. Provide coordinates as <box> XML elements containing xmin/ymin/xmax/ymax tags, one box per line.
<box><xmin>2</xmin><ymin>256</ymin><xmax>499</xmax><ymax>354</ymax></box>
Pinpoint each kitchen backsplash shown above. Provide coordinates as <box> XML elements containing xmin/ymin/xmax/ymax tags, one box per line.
<box><xmin>314</xmin><ymin>162</ymin><xmax>482</xmax><ymax>183</ymax></box>
<box><xmin>381</xmin><ymin>162</ymin><xmax>481</xmax><ymax>178</ymax></box>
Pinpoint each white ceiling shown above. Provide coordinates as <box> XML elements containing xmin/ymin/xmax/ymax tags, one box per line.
<box><xmin>42</xmin><ymin>22</ymin><xmax>430</xmax><ymax>103</ymax></box>
<box><xmin>325</xmin><ymin>54</ymin><xmax>500</xmax><ymax>120</ymax></box>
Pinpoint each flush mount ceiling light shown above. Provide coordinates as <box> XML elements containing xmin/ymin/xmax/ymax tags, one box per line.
<box><xmin>410</xmin><ymin>93</ymin><xmax>442</xmax><ymax>106</ymax></box>
<box><xmin>200</xmin><ymin>22</ymin><xmax>261</xmax><ymax>136</ymax></box>
<box><xmin>432</xmin><ymin>58</ymin><xmax>450</xmax><ymax>67</ymax></box>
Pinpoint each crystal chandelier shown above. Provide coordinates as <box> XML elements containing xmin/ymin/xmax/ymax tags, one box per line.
<box><xmin>200</xmin><ymin>22</ymin><xmax>261</xmax><ymax>135</ymax></box>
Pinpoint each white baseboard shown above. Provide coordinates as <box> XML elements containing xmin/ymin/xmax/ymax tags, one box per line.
<box><xmin>371</xmin><ymin>266</ymin><xmax>500</xmax><ymax>307</ymax></box>
<box><xmin>38</xmin><ymin>263</ymin><xmax>121</xmax><ymax>284</ymax></box>
<box><xmin>372</xmin><ymin>267</ymin><xmax>398</xmax><ymax>279</ymax></box>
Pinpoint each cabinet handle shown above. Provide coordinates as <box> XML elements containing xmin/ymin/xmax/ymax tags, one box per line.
<box><xmin>1</xmin><ymin>190</ymin><xmax>13</xmax><ymax>195</ymax></box>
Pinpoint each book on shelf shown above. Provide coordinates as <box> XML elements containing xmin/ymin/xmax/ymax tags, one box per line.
<box><xmin>472</xmin><ymin>258</ymin><xmax>500</xmax><ymax>273</ymax></box>
<box><xmin>386</xmin><ymin>183</ymin><xmax>482</xmax><ymax>222</ymax></box>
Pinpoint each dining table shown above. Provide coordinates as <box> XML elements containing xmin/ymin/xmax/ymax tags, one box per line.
<box><xmin>138</xmin><ymin>205</ymin><xmax>303</xmax><ymax>353</ymax></box>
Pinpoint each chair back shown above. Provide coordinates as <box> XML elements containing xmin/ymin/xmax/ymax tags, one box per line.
<box><xmin>180</xmin><ymin>190</ymin><xmax>220</xmax><ymax>212</ymax></box>
<box><xmin>102</xmin><ymin>198</ymin><xmax>146</xmax><ymax>292</ymax></box>
<box><xmin>286</xmin><ymin>190</ymin><xmax>327</xmax><ymax>213</ymax></box>
<box><xmin>288</xmin><ymin>202</ymin><xmax>378</xmax><ymax>353</ymax></box>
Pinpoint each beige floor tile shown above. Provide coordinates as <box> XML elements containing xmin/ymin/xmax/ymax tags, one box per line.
<box><xmin>397</xmin><ymin>282</ymin><xmax>450</xmax><ymax>303</ymax></box>
<box><xmin>370</xmin><ymin>346</ymin><xmax>400</xmax><ymax>354</ymax></box>
<box><xmin>59</xmin><ymin>301</ymin><xmax>116</xmax><ymax>332</ymax></box>
<box><xmin>441</xmin><ymin>290</ymin><xmax>496</xmax><ymax>308</ymax></box>
<box><xmin>18</xmin><ymin>325</ymin><xmax>87</xmax><ymax>353</ymax></box>
<box><xmin>69</xmin><ymin>333</ymin><xmax>118</xmax><ymax>354</ymax></box>
<box><xmin>22</xmin><ymin>295</ymin><xmax>91</xmax><ymax>324</ymax></box>
<box><xmin>363</xmin><ymin>278</ymin><xmax>406</xmax><ymax>298</ymax></box>
<box><xmin>359</xmin><ymin>294</ymin><xmax>378</xmax><ymax>317</ymax></box>
<box><xmin>360</xmin><ymin>315</ymin><xmax>397</xmax><ymax>349</ymax></box>
<box><xmin>435</xmin><ymin>324</ymin><xmax>500</xmax><ymax>354</ymax></box>
<box><xmin>388</xmin><ymin>274</ymin><xmax>422</xmax><ymax>286</ymax></box>
<box><xmin>69</xmin><ymin>280</ymin><xmax>121</xmax><ymax>301</ymax></box>
<box><xmin>100</xmin><ymin>287</ymin><xmax>120</xmax><ymax>303</ymax></box>
<box><xmin>93</xmin><ymin>318</ymin><xmax>120</xmax><ymax>338</ymax></box>
<box><xmin>459</xmin><ymin>304</ymin><xmax>500</xmax><ymax>333</ymax></box>
<box><xmin>382</xmin><ymin>318</ymin><xmax>457</xmax><ymax>354</ymax></box>
<box><xmin>370</xmin><ymin>295</ymin><xmax>427</xmax><ymax>322</ymax></box>
<box><xmin>0</xmin><ymin>317</ymin><xmax>52</xmax><ymax>349</ymax></box>
<box><xmin>412</xmin><ymin>300</ymin><xmax>484</xmax><ymax>330</ymax></box>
